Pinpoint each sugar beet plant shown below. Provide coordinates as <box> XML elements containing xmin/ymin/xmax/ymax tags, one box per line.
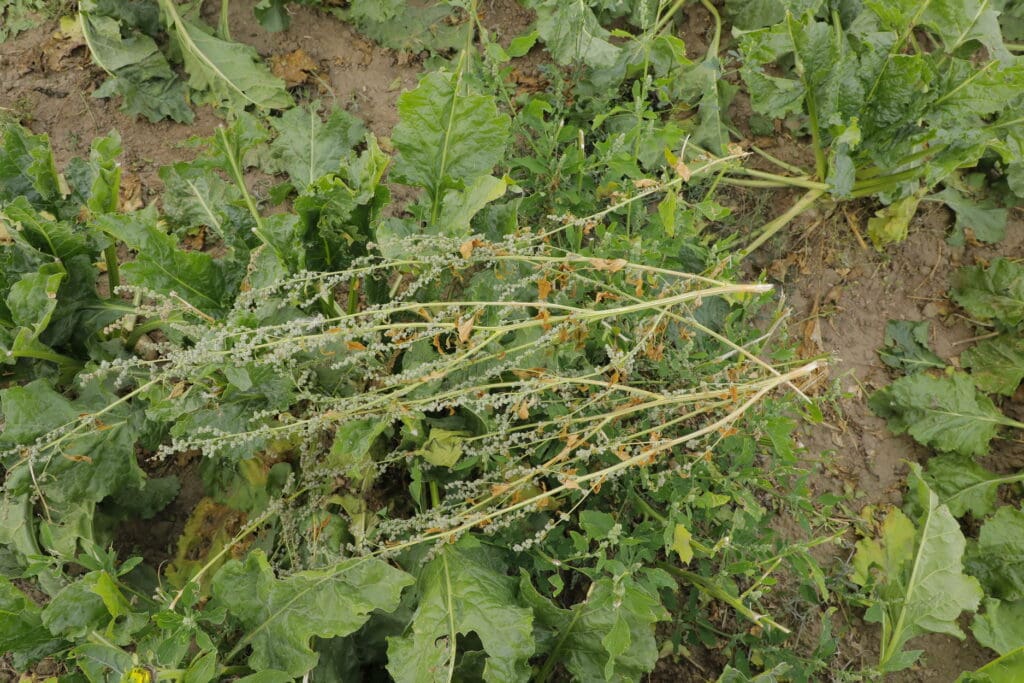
<box><xmin>0</xmin><ymin>46</ymin><xmax>831</xmax><ymax>683</ymax></box>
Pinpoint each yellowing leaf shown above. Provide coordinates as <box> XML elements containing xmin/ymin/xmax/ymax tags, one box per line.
<box><xmin>671</xmin><ymin>524</ymin><xmax>694</xmax><ymax>564</ymax></box>
<box><xmin>867</xmin><ymin>195</ymin><xmax>920</xmax><ymax>251</ymax></box>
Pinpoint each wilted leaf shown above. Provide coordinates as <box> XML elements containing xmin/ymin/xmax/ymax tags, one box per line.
<box><xmin>867</xmin><ymin>195</ymin><xmax>921</xmax><ymax>251</ymax></box>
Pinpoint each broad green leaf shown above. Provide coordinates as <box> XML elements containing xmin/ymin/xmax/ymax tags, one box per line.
<box><xmin>923</xmin><ymin>454</ymin><xmax>1006</xmax><ymax>518</ymax></box>
<box><xmin>0</xmin><ymin>576</ymin><xmax>63</xmax><ymax>665</ymax></box>
<box><xmin>95</xmin><ymin>208</ymin><xmax>239</xmax><ymax>316</ymax></box>
<box><xmin>973</xmin><ymin>598</ymin><xmax>1024</xmax><ymax>655</ymax></box>
<box><xmin>41</xmin><ymin>574</ymin><xmax>109</xmax><ymax>640</ymax></box>
<box><xmin>266</xmin><ymin>104</ymin><xmax>366</xmax><ymax>188</ymax></box>
<box><xmin>327</xmin><ymin>418</ymin><xmax>390</xmax><ymax>490</ymax></box>
<box><xmin>519</xmin><ymin>570</ymin><xmax>668</xmax><ymax>682</ymax></box>
<box><xmin>0</xmin><ymin>378</ymin><xmax>77</xmax><ymax>445</ymax></box>
<box><xmin>952</xmin><ymin>259</ymin><xmax>1024</xmax><ymax>328</ymax></box>
<box><xmin>343</xmin><ymin>3</ymin><xmax>463</xmax><ymax>52</ymax></box>
<box><xmin>0</xmin><ymin>126</ymin><xmax>62</xmax><ymax>209</ymax></box>
<box><xmin>955</xmin><ymin>645</ymin><xmax>1024</xmax><ymax>683</ymax></box>
<box><xmin>962</xmin><ymin>334</ymin><xmax>1024</xmax><ymax>396</ymax></box>
<box><xmin>852</xmin><ymin>468</ymin><xmax>982</xmax><ymax>672</ymax></box>
<box><xmin>212</xmin><ymin>549</ymin><xmax>412</xmax><ymax>677</ymax></box>
<box><xmin>1</xmin><ymin>196</ymin><xmax>91</xmax><ymax>262</ymax></box>
<box><xmin>158</xmin><ymin>0</ymin><xmax>293</xmax><ymax>112</ymax></box>
<box><xmin>434</xmin><ymin>175</ymin><xmax>507</xmax><ymax>239</ymax></box>
<box><xmin>967</xmin><ymin>506</ymin><xmax>1024</xmax><ymax>601</ymax></box>
<box><xmin>159</xmin><ymin>161</ymin><xmax>247</xmax><ymax>245</ymax></box>
<box><xmin>81</xmin><ymin>11</ymin><xmax>194</xmax><ymax>123</ymax></box>
<box><xmin>535</xmin><ymin>0</ymin><xmax>621</xmax><ymax>68</ymax></box>
<box><xmin>878</xmin><ymin>320</ymin><xmax>944</xmax><ymax>372</ymax></box>
<box><xmin>387</xmin><ymin>536</ymin><xmax>534</xmax><ymax>683</ymax></box>
<box><xmin>931</xmin><ymin>187</ymin><xmax>1007</xmax><ymax>246</ymax></box>
<box><xmin>919</xmin><ymin>0</ymin><xmax>1009</xmax><ymax>57</ymax></box>
<box><xmin>392</xmin><ymin>70</ymin><xmax>510</xmax><ymax>205</ymax></box>
<box><xmin>72</xmin><ymin>641</ymin><xmax>134</xmax><ymax>682</ymax></box>
<box><xmin>716</xmin><ymin>663</ymin><xmax>794</xmax><ymax>682</ymax></box>
<box><xmin>868</xmin><ymin>373</ymin><xmax>1019</xmax><ymax>457</ymax></box>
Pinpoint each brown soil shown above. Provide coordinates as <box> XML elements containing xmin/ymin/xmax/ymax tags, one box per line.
<box><xmin>1</xmin><ymin>2</ymin><xmax>1022</xmax><ymax>682</ymax></box>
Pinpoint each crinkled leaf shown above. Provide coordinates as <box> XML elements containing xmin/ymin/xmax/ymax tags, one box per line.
<box><xmin>973</xmin><ymin>598</ymin><xmax>1024</xmax><ymax>655</ymax></box>
<box><xmin>867</xmin><ymin>195</ymin><xmax>920</xmax><ymax>251</ymax></box>
<box><xmin>922</xmin><ymin>454</ymin><xmax>1004</xmax><ymax>518</ymax></box>
<box><xmin>81</xmin><ymin>11</ymin><xmax>193</xmax><ymax>123</ymax></box>
<box><xmin>963</xmin><ymin>334</ymin><xmax>1024</xmax><ymax>396</ymax></box>
<box><xmin>868</xmin><ymin>373</ymin><xmax>1016</xmax><ymax>457</ymax></box>
<box><xmin>434</xmin><ymin>175</ymin><xmax>507</xmax><ymax>239</ymax></box>
<box><xmin>212</xmin><ymin>549</ymin><xmax>412</xmax><ymax>677</ymax></box>
<box><xmin>967</xmin><ymin>506</ymin><xmax>1024</xmax><ymax>601</ymax></box>
<box><xmin>41</xmin><ymin>574</ymin><xmax>109</xmax><ymax>639</ymax></box>
<box><xmin>158</xmin><ymin>0</ymin><xmax>292</xmax><ymax>112</ymax></box>
<box><xmin>392</xmin><ymin>70</ymin><xmax>510</xmax><ymax>202</ymax></box>
<box><xmin>952</xmin><ymin>259</ymin><xmax>1024</xmax><ymax>328</ymax></box>
<box><xmin>878</xmin><ymin>319</ymin><xmax>944</xmax><ymax>372</ymax></box>
<box><xmin>342</xmin><ymin>3</ymin><xmax>462</xmax><ymax>52</ymax></box>
<box><xmin>519</xmin><ymin>570</ymin><xmax>668</xmax><ymax>681</ymax></box>
<box><xmin>266</xmin><ymin>104</ymin><xmax>366</xmax><ymax>188</ymax></box>
<box><xmin>852</xmin><ymin>467</ymin><xmax>982</xmax><ymax>672</ymax></box>
<box><xmin>931</xmin><ymin>187</ymin><xmax>1007</xmax><ymax>246</ymax></box>
<box><xmin>387</xmin><ymin>536</ymin><xmax>534</xmax><ymax>683</ymax></box>
<box><xmin>535</xmin><ymin>0</ymin><xmax>621</xmax><ymax>68</ymax></box>
<box><xmin>716</xmin><ymin>663</ymin><xmax>794</xmax><ymax>683</ymax></box>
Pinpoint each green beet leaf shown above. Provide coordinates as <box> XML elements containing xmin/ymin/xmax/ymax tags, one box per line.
<box><xmin>0</xmin><ymin>124</ymin><xmax>62</xmax><ymax>209</ymax></box>
<box><xmin>716</xmin><ymin>663</ymin><xmax>793</xmax><ymax>682</ymax></box>
<box><xmin>387</xmin><ymin>536</ymin><xmax>534</xmax><ymax>683</ymax></box>
<box><xmin>851</xmin><ymin>467</ymin><xmax>982</xmax><ymax>673</ymax></box>
<box><xmin>534</xmin><ymin>0</ymin><xmax>621</xmax><ymax>69</ymax></box>
<box><xmin>952</xmin><ymin>259</ymin><xmax>1024</xmax><ymax>329</ymax></box>
<box><xmin>955</xmin><ymin>645</ymin><xmax>1024</xmax><ymax>683</ymax></box>
<box><xmin>967</xmin><ymin>506</ymin><xmax>1024</xmax><ymax>601</ymax></box>
<box><xmin>157</xmin><ymin>0</ymin><xmax>292</xmax><ymax>113</ymax></box>
<box><xmin>962</xmin><ymin>334</ymin><xmax>1024</xmax><ymax>396</ymax></box>
<box><xmin>212</xmin><ymin>549</ymin><xmax>412</xmax><ymax>677</ymax></box>
<box><xmin>878</xmin><ymin>319</ymin><xmax>945</xmax><ymax>372</ymax></box>
<box><xmin>266</xmin><ymin>103</ymin><xmax>366</xmax><ymax>189</ymax></box>
<box><xmin>392</xmin><ymin>70</ymin><xmax>510</xmax><ymax>215</ymax></box>
<box><xmin>931</xmin><ymin>187</ymin><xmax>1007</xmax><ymax>246</ymax></box>
<box><xmin>520</xmin><ymin>570</ymin><xmax>669</xmax><ymax>682</ymax></box>
<box><xmin>868</xmin><ymin>372</ymin><xmax>1021</xmax><ymax>457</ymax></box>
<box><xmin>973</xmin><ymin>598</ymin><xmax>1024</xmax><ymax>655</ymax></box>
<box><xmin>922</xmin><ymin>454</ymin><xmax>1010</xmax><ymax>519</ymax></box>
<box><xmin>0</xmin><ymin>576</ymin><xmax>63</xmax><ymax>666</ymax></box>
<box><xmin>80</xmin><ymin>10</ymin><xmax>194</xmax><ymax>124</ymax></box>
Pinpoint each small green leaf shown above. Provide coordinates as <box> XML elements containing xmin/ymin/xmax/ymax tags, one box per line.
<box><xmin>212</xmin><ymin>549</ymin><xmax>412</xmax><ymax>677</ymax></box>
<box><xmin>954</xmin><ymin>645</ymin><xmax>1024</xmax><ymax>683</ymax></box>
<box><xmin>878</xmin><ymin>320</ymin><xmax>944</xmax><ymax>372</ymax></box>
<box><xmin>417</xmin><ymin>428</ymin><xmax>469</xmax><ymax>468</ymax></box>
<box><xmin>670</xmin><ymin>524</ymin><xmax>694</xmax><ymax>564</ymax></box>
<box><xmin>867</xmin><ymin>195</ymin><xmax>921</xmax><ymax>251</ymax></box>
